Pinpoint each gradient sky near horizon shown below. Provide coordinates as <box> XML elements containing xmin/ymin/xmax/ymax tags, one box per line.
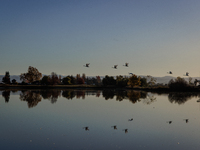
<box><xmin>1</xmin><ymin>0</ymin><xmax>200</xmax><ymax>77</ymax></box>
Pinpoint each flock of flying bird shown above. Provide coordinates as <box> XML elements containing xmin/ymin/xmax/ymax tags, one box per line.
<box><xmin>84</xmin><ymin>63</ymin><xmax>129</xmax><ymax>69</ymax></box>
<box><xmin>167</xmin><ymin>71</ymin><xmax>189</xmax><ymax>76</ymax></box>
<box><xmin>84</xmin><ymin>63</ymin><xmax>190</xmax><ymax>76</ymax></box>
<box><xmin>84</xmin><ymin>63</ymin><xmax>134</xmax><ymax>75</ymax></box>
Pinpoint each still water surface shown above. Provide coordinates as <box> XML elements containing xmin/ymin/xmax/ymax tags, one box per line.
<box><xmin>1</xmin><ymin>89</ymin><xmax>200</xmax><ymax>150</ymax></box>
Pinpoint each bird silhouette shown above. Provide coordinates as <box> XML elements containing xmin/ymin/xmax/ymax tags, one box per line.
<box><xmin>129</xmin><ymin>73</ymin><xmax>133</xmax><ymax>75</ymax></box>
<box><xmin>167</xmin><ymin>71</ymin><xmax>172</xmax><ymax>74</ymax></box>
<box><xmin>83</xmin><ymin>63</ymin><xmax>90</xmax><ymax>67</ymax></box>
<box><xmin>167</xmin><ymin>121</ymin><xmax>172</xmax><ymax>124</ymax></box>
<box><xmin>112</xmin><ymin>65</ymin><xmax>118</xmax><ymax>69</ymax></box>
<box><xmin>183</xmin><ymin>72</ymin><xmax>189</xmax><ymax>76</ymax></box>
<box><xmin>83</xmin><ymin>126</ymin><xmax>89</xmax><ymax>131</ymax></box>
<box><xmin>123</xmin><ymin>129</ymin><xmax>128</xmax><ymax>133</ymax></box>
<box><xmin>183</xmin><ymin>119</ymin><xmax>189</xmax><ymax>123</ymax></box>
<box><xmin>128</xmin><ymin>118</ymin><xmax>133</xmax><ymax>121</ymax></box>
<box><xmin>111</xmin><ymin>125</ymin><xmax>117</xmax><ymax>130</ymax></box>
<box><xmin>123</xmin><ymin>63</ymin><xmax>129</xmax><ymax>67</ymax></box>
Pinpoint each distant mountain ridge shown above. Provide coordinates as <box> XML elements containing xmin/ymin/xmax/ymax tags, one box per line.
<box><xmin>0</xmin><ymin>75</ymin><xmax>199</xmax><ymax>84</ymax></box>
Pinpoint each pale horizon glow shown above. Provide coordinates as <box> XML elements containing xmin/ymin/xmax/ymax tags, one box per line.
<box><xmin>1</xmin><ymin>0</ymin><xmax>200</xmax><ymax>77</ymax></box>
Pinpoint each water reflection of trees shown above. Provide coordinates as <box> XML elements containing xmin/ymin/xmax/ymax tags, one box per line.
<box><xmin>2</xmin><ymin>90</ymin><xmax>11</xmax><ymax>103</ymax></box>
<box><xmin>62</xmin><ymin>90</ymin><xmax>101</xmax><ymax>100</ymax></box>
<box><xmin>168</xmin><ymin>92</ymin><xmax>200</xmax><ymax>105</ymax></box>
<box><xmin>20</xmin><ymin>90</ymin><xmax>42</xmax><ymax>108</ymax></box>
<box><xmin>102</xmin><ymin>90</ymin><xmax>150</xmax><ymax>104</ymax></box>
<box><xmin>142</xmin><ymin>93</ymin><xmax>157</xmax><ymax>105</ymax></box>
<box><xmin>40</xmin><ymin>90</ymin><xmax>61</xmax><ymax>103</ymax></box>
<box><xmin>1</xmin><ymin>89</ymin><xmax>160</xmax><ymax>107</ymax></box>
<box><xmin>62</xmin><ymin>90</ymin><xmax>76</xmax><ymax>100</ymax></box>
<box><xmin>19</xmin><ymin>90</ymin><xmax>61</xmax><ymax>108</ymax></box>
<box><xmin>102</xmin><ymin>90</ymin><xmax>115</xmax><ymax>100</ymax></box>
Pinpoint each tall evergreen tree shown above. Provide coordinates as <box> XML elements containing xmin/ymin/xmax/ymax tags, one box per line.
<box><xmin>2</xmin><ymin>71</ymin><xmax>10</xmax><ymax>84</ymax></box>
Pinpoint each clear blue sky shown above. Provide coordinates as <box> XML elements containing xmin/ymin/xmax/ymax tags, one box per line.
<box><xmin>1</xmin><ymin>0</ymin><xmax>200</xmax><ymax>77</ymax></box>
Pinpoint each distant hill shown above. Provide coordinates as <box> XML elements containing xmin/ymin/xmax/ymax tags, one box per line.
<box><xmin>0</xmin><ymin>75</ymin><xmax>21</xmax><ymax>83</ymax></box>
<box><xmin>0</xmin><ymin>75</ymin><xmax>199</xmax><ymax>84</ymax></box>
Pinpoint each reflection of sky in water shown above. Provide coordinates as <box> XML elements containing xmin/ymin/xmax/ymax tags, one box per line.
<box><xmin>1</xmin><ymin>91</ymin><xmax>200</xmax><ymax>150</ymax></box>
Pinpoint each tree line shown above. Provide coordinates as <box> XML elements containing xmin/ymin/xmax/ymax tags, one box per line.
<box><xmin>1</xmin><ymin>66</ymin><xmax>152</xmax><ymax>87</ymax></box>
<box><xmin>2</xmin><ymin>66</ymin><xmax>198</xmax><ymax>89</ymax></box>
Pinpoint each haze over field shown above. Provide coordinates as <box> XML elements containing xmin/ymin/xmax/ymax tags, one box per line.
<box><xmin>1</xmin><ymin>0</ymin><xmax>200</xmax><ymax>77</ymax></box>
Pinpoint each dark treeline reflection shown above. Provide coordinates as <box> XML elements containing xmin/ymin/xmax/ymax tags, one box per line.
<box><xmin>2</xmin><ymin>90</ymin><xmax>10</xmax><ymax>103</ymax></box>
<box><xmin>3</xmin><ymin>89</ymin><xmax>200</xmax><ymax>108</ymax></box>
<box><xmin>20</xmin><ymin>90</ymin><xmax>62</xmax><ymax>108</ymax></box>
<box><xmin>40</xmin><ymin>90</ymin><xmax>61</xmax><ymax>103</ymax></box>
<box><xmin>20</xmin><ymin>90</ymin><xmax>42</xmax><ymax>108</ymax></box>
<box><xmin>168</xmin><ymin>92</ymin><xmax>200</xmax><ymax>104</ymax></box>
<box><xmin>1</xmin><ymin>90</ymin><xmax>157</xmax><ymax>107</ymax></box>
<box><xmin>102</xmin><ymin>90</ymin><xmax>149</xmax><ymax>104</ymax></box>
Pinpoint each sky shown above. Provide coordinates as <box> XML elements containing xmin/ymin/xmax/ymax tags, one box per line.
<box><xmin>1</xmin><ymin>0</ymin><xmax>200</xmax><ymax>77</ymax></box>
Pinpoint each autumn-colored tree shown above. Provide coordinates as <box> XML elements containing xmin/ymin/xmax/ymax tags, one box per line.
<box><xmin>41</xmin><ymin>75</ymin><xmax>50</xmax><ymax>85</ymax></box>
<box><xmin>102</xmin><ymin>75</ymin><xmax>116</xmax><ymax>86</ymax></box>
<box><xmin>20</xmin><ymin>66</ymin><xmax>42</xmax><ymax>83</ymax></box>
<box><xmin>76</xmin><ymin>74</ymin><xmax>80</xmax><ymax>84</ymax></box>
<box><xmin>2</xmin><ymin>71</ymin><xmax>10</xmax><ymax>84</ymax></box>
<box><xmin>128</xmin><ymin>74</ymin><xmax>141</xmax><ymax>88</ymax></box>
<box><xmin>82</xmin><ymin>73</ymin><xmax>86</xmax><ymax>81</ymax></box>
<box><xmin>116</xmin><ymin>75</ymin><xmax>128</xmax><ymax>87</ymax></box>
<box><xmin>70</xmin><ymin>75</ymin><xmax>76</xmax><ymax>84</ymax></box>
<box><xmin>62</xmin><ymin>76</ymin><xmax>71</xmax><ymax>85</ymax></box>
<box><xmin>77</xmin><ymin>77</ymin><xmax>85</xmax><ymax>84</ymax></box>
<box><xmin>49</xmin><ymin>72</ymin><xmax>60</xmax><ymax>85</ymax></box>
<box><xmin>96</xmin><ymin>76</ymin><xmax>102</xmax><ymax>85</ymax></box>
<box><xmin>168</xmin><ymin>76</ymin><xmax>189</xmax><ymax>90</ymax></box>
<box><xmin>140</xmin><ymin>77</ymin><xmax>148</xmax><ymax>87</ymax></box>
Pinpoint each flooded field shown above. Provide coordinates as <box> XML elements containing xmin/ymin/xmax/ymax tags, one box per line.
<box><xmin>1</xmin><ymin>89</ymin><xmax>200</xmax><ymax>150</ymax></box>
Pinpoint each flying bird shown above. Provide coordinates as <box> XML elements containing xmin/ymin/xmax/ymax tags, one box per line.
<box><xmin>183</xmin><ymin>119</ymin><xmax>189</xmax><ymax>123</ymax></box>
<box><xmin>123</xmin><ymin>63</ymin><xmax>129</xmax><ymax>67</ymax></box>
<box><xmin>128</xmin><ymin>118</ymin><xmax>133</xmax><ymax>121</ymax></box>
<box><xmin>183</xmin><ymin>72</ymin><xmax>189</xmax><ymax>76</ymax></box>
<box><xmin>83</xmin><ymin>63</ymin><xmax>90</xmax><ymax>67</ymax></box>
<box><xmin>112</xmin><ymin>65</ymin><xmax>118</xmax><ymax>69</ymax></box>
<box><xmin>167</xmin><ymin>121</ymin><xmax>172</xmax><ymax>124</ymax></box>
<box><xmin>167</xmin><ymin>71</ymin><xmax>173</xmax><ymax>74</ymax></box>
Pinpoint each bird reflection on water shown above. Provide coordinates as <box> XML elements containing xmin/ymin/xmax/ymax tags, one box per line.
<box><xmin>83</xmin><ymin>127</ymin><xmax>89</xmax><ymax>131</ymax></box>
<box><xmin>123</xmin><ymin>129</ymin><xmax>128</xmax><ymax>133</ymax></box>
<box><xmin>111</xmin><ymin>125</ymin><xmax>117</xmax><ymax>130</ymax></box>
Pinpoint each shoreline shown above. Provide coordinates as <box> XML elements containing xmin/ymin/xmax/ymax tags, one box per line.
<box><xmin>0</xmin><ymin>84</ymin><xmax>200</xmax><ymax>92</ymax></box>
